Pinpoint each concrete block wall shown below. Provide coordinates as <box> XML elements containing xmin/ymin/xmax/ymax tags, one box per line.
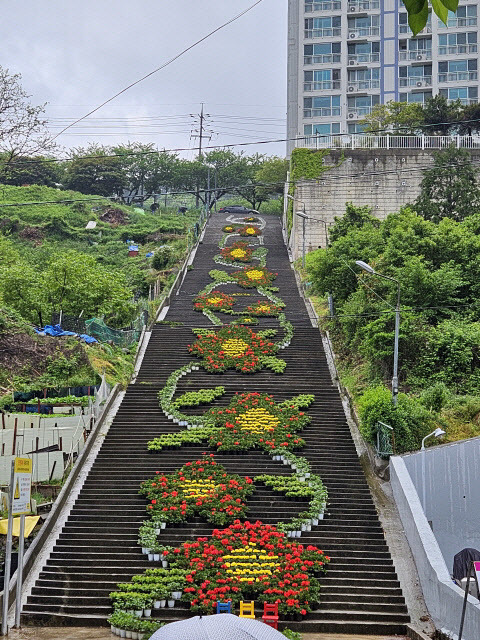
<box><xmin>289</xmin><ymin>148</ymin><xmax>480</xmax><ymax>261</ymax></box>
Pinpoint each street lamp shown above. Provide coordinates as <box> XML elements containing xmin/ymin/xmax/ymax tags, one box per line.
<box><xmin>421</xmin><ymin>427</ymin><xmax>446</xmax><ymax>450</ymax></box>
<box><xmin>355</xmin><ymin>260</ymin><xmax>401</xmax><ymax>406</ymax></box>
<box><xmin>421</xmin><ymin>427</ymin><xmax>446</xmax><ymax>512</ymax></box>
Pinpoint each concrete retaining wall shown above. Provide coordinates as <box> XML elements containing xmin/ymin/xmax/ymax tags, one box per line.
<box><xmin>391</xmin><ymin>456</ymin><xmax>480</xmax><ymax>640</ymax></box>
<box><xmin>290</xmin><ymin>148</ymin><xmax>480</xmax><ymax>261</ymax></box>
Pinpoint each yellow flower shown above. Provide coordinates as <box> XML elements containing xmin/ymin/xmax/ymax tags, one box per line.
<box><xmin>230</xmin><ymin>248</ymin><xmax>247</xmax><ymax>259</ymax></box>
<box><xmin>245</xmin><ymin>269</ymin><xmax>264</xmax><ymax>281</ymax></box>
<box><xmin>221</xmin><ymin>338</ymin><xmax>249</xmax><ymax>357</ymax></box>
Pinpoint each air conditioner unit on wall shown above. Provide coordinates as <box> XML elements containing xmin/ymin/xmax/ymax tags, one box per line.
<box><xmin>349</xmin><ymin>32</ymin><xmax>358</xmax><ymax>39</ymax></box>
<box><xmin>416</xmin><ymin>80</ymin><xmax>423</xmax><ymax>87</ymax></box>
<box><xmin>349</xmin><ymin>5</ymin><xmax>356</xmax><ymax>11</ymax></box>
<box><xmin>348</xmin><ymin>112</ymin><xmax>357</xmax><ymax>119</ymax></box>
<box><xmin>348</xmin><ymin>85</ymin><xmax>355</xmax><ymax>92</ymax></box>
<box><xmin>416</xmin><ymin>53</ymin><xmax>424</xmax><ymax>60</ymax></box>
<box><xmin>348</xmin><ymin>59</ymin><xmax>356</xmax><ymax>65</ymax></box>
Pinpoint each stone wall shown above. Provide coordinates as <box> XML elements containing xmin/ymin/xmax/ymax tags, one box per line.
<box><xmin>289</xmin><ymin>148</ymin><xmax>480</xmax><ymax>260</ymax></box>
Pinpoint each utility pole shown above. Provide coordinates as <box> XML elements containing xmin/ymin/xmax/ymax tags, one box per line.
<box><xmin>190</xmin><ymin>103</ymin><xmax>213</xmax><ymax>208</ymax></box>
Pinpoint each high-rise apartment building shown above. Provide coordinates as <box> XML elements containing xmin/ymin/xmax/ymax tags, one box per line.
<box><xmin>287</xmin><ymin>0</ymin><xmax>480</xmax><ymax>153</ymax></box>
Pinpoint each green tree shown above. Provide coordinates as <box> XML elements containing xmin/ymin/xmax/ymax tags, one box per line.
<box><xmin>403</xmin><ymin>0</ymin><xmax>460</xmax><ymax>37</ymax></box>
<box><xmin>0</xmin><ymin>66</ymin><xmax>55</xmax><ymax>175</ymax></box>
<box><xmin>414</xmin><ymin>147</ymin><xmax>480</xmax><ymax>222</ymax></box>
<box><xmin>359</xmin><ymin>101</ymin><xmax>425</xmax><ymax>135</ymax></box>
<box><xmin>422</xmin><ymin>95</ymin><xmax>462</xmax><ymax>135</ymax></box>
<box><xmin>254</xmin><ymin>156</ymin><xmax>288</xmax><ymax>204</ymax></box>
<box><xmin>0</xmin><ymin>153</ymin><xmax>63</xmax><ymax>187</ymax></box>
<box><xmin>63</xmin><ymin>145</ymin><xmax>125</xmax><ymax>197</ymax></box>
<box><xmin>329</xmin><ymin>202</ymin><xmax>379</xmax><ymax>243</ymax></box>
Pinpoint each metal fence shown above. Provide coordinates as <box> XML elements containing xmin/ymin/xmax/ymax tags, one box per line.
<box><xmin>297</xmin><ymin>134</ymin><xmax>480</xmax><ymax>150</ymax></box>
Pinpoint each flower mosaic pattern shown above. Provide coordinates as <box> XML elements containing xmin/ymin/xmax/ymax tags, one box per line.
<box><xmin>193</xmin><ymin>291</ymin><xmax>235</xmax><ymax>312</ymax></box>
<box><xmin>169</xmin><ymin>521</ymin><xmax>329</xmax><ymax>614</ymax></box>
<box><xmin>238</xmin><ymin>225</ymin><xmax>262</xmax><ymax>237</ymax></box>
<box><xmin>140</xmin><ymin>456</ymin><xmax>254</xmax><ymax>526</ymax></box>
<box><xmin>187</xmin><ymin>325</ymin><xmax>277</xmax><ymax>373</ymax></box>
<box><xmin>220</xmin><ymin>241</ymin><xmax>253</xmax><ymax>264</ymax></box>
<box><xmin>232</xmin><ymin>266</ymin><xmax>278</xmax><ymax>288</ymax></box>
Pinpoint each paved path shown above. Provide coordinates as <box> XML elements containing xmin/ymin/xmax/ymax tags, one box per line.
<box><xmin>9</xmin><ymin>630</ymin><xmax>407</xmax><ymax>640</ymax></box>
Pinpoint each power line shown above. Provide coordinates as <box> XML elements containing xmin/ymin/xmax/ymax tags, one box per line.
<box><xmin>52</xmin><ymin>0</ymin><xmax>266</xmax><ymax>140</ymax></box>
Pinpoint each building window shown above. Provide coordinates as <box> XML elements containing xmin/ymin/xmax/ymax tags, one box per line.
<box><xmin>348</xmin><ymin>122</ymin><xmax>367</xmax><ymax>134</ymax></box>
<box><xmin>305</xmin><ymin>17</ymin><xmax>341</xmax><ymax>38</ymax></box>
<box><xmin>347</xmin><ymin>67</ymin><xmax>380</xmax><ymax>90</ymax></box>
<box><xmin>399</xmin><ymin>91</ymin><xmax>433</xmax><ymax>104</ymax></box>
<box><xmin>440</xmin><ymin>5</ymin><xmax>477</xmax><ymax>27</ymax></box>
<box><xmin>305</xmin><ymin>0</ymin><xmax>342</xmax><ymax>11</ymax></box>
<box><xmin>347</xmin><ymin>94</ymin><xmax>380</xmax><ymax>117</ymax></box>
<box><xmin>348</xmin><ymin>41</ymin><xmax>380</xmax><ymax>63</ymax></box>
<box><xmin>438</xmin><ymin>32</ymin><xmax>477</xmax><ymax>55</ymax></box>
<box><xmin>304</xmin><ymin>42</ymin><xmax>341</xmax><ymax>64</ymax></box>
<box><xmin>399</xmin><ymin>12</ymin><xmax>431</xmax><ymax>34</ymax></box>
<box><xmin>438</xmin><ymin>58</ymin><xmax>477</xmax><ymax>82</ymax></box>
<box><xmin>304</xmin><ymin>96</ymin><xmax>341</xmax><ymax>117</ymax></box>
<box><xmin>304</xmin><ymin>69</ymin><xmax>341</xmax><ymax>91</ymax></box>
<box><xmin>399</xmin><ymin>64</ymin><xmax>432</xmax><ymax>87</ymax></box>
<box><xmin>399</xmin><ymin>37</ymin><xmax>432</xmax><ymax>60</ymax></box>
<box><xmin>439</xmin><ymin>86</ymin><xmax>478</xmax><ymax>104</ymax></box>
<box><xmin>304</xmin><ymin>123</ymin><xmax>341</xmax><ymax>136</ymax></box>
<box><xmin>348</xmin><ymin>15</ymin><xmax>380</xmax><ymax>38</ymax></box>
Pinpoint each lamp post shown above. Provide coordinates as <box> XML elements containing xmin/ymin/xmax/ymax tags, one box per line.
<box><xmin>355</xmin><ymin>260</ymin><xmax>401</xmax><ymax>406</ymax></box>
<box><xmin>421</xmin><ymin>428</ymin><xmax>446</xmax><ymax>512</ymax></box>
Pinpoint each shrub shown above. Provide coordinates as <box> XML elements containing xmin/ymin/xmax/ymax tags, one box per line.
<box><xmin>358</xmin><ymin>385</ymin><xmax>434</xmax><ymax>453</ymax></box>
<box><xmin>152</xmin><ymin>247</ymin><xmax>172</xmax><ymax>270</ymax></box>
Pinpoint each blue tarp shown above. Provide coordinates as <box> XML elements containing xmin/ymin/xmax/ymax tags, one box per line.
<box><xmin>34</xmin><ymin>324</ymin><xmax>98</xmax><ymax>344</ymax></box>
<box><xmin>146</xmin><ymin>251</ymin><xmax>154</xmax><ymax>257</ymax></box>
<box><xmin>128</xmin><ymin>245</ymin><xmax>139</xmax><ymax>252</ymax></box>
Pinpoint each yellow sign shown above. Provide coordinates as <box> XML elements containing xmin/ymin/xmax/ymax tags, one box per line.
<box><xmin>0</xmin><ymin>516</ymin><xmax>40</xmax><ymax>537</ymax></box>
<box><xmin>12</xmin><ymin>457</ymin><xmax>32</xmax><ymax>516</ymax></box>
<box><xmin>14</xmin><ymin>458</ymin><xmax>32</xmax><ymax>474</ymax></box>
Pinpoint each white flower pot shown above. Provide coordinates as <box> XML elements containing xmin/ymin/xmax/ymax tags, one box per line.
<box><xmin>306</xmin><ymin>524</ymin><xmax>312</xmax><ymax>531</ymax></box>
<box><xmin>312</xmin><ymin>518</ymin><xmax>319</xmax><ymax>526</ymax></box>
<box><xmin>111</xmin><ymin>626</ymin><xmax>115</xmax><ymax>633</ymax></box>
<box><xmin>318</xmin><ymin>512</ymin><xmax>324</xmax><ymax>520</ymax></box>
<box><xmin>153</xmin><ymin>554</ymin><xmax>160</xmax><ymax>561</ymax></box>
<box><xmin>160</xmin><ymin>599</ymin><xmax>166</xmax><ymax>608</ymax></box>
<box><xmin>172</xmin><ymin>591</ymin><xmax>182</xmax><ymax>599</ymax></box>
<box><xmin>168</xmin><ymin>600</ymin><xmax>175</xmax><ymax>608</ymax></box>
<box><xmin>119</xmin><ymin>631</ymin><xmax>126</xmax><ymax>639</ymax></box>
<box><xmin>144</xmin><ymin>609</ymin><xmax>152</xmax><ymax>617</ymax></box>
<box><xmin>155</xmin><ymin>529</ymin><xmax>160</xmax><ymax>535</ymax></box>
<box><xmin>283</xmin><ymin>460</ymin><xmax>289</xmax><ymax>465</ymax></box>
<box><xmin>162</xmin><ymin>560</ymin><xmax>168</xmax><ymax>567</ymax></box>
<box><xmin>128</xmin><ymin>610</ymin><xmax>134</xmax><ymax>615</ymax></box>
<box><xmin>126</xmin><ymin>632</ymin><xmax>132</xmax><ymax>639</ymax></box>
<box><xmin>148</xmin><ymin>553</ymin><xmax>154</xmax><ymax>561</ymax></box>
<box><xmin>161</xmin><ymin>522</ymin><xmax>166</xmax><ymax>529</ymax></box>
<box><xmin>299</xmin><ymin>476</ymin><xmax>306</xmax><ymax>482</ymax></box>
<box><xmin>154</xmin><ymin>600</ymin><xmax>161</xmax><ymax>609</ymax></box>
<box><xmin>301</xmin><ymin>524</ymin><xmax>307</xmax><ymax>531</ymax></box>
<box><xmin>134</xmin><ymin>610</ymin><xmax>142</xmax><ymax>618</ymax></box>
<box><xmin>305</xmin><ymin>473</ymin><xmax>311</xmax><ymax>478</ymax></box>
<box><xmin>132</xmin><ymin>633</ymin><xmax>139</xmax><ymax>640</ymax></box>
<box><xmin>167</xmin><ymin>415</ymin><xmax>173</xmax><ymax>420</ymax></box>
<box><xmin>295</xmin><ymin>530</ymin><xmax>301</xmax><ymax>537</ymax></box>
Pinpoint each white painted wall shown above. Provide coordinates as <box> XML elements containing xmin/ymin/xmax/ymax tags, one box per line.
<box><xmin>391</xmin><ymin>455</ymin><xmax>480</xmax><ymax>640</ymax></box>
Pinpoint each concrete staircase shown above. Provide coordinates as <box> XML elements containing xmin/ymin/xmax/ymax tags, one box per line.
<box><xmin>22</xmin><ymin>214</ymin><xmax>410</xmax><ymax>635</ymax></box>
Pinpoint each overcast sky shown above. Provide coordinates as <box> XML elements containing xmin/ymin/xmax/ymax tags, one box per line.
<box><xmin>1</xmin><ymin>0</ymin><xmax>287</xmax><ymax>159</ymax></box>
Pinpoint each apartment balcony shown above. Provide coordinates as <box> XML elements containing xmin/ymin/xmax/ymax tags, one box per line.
<box><xmin>347</xmin><ymin>106</ymin><xmax>374</xmax><ymax>118</ymax></box>
<box><xmin>439</xmin><ymin>17</ymin><xmax>477</xmax><ymax>28</ymax></box>
<box><xmin>438</xmin><ymin>71</ymin><xmax>478</xmax><ymax>83</ymax></box>
<box><xmin>399</xmin><ymin>76</ymin><xmax>432</xmax><ymax>87</ymax></box>
<box><xmin>347</xmin><ymin>26</ymin><xmax>380</xmax><ymax>38</ymax></box>
<box><xmin>438</xmin><ymin>44</ymin><xmax>478</xmax><ymax>56</ymax></box>
<box><xmin>304</xmin><ymin>80</ymin><xmax>341</xmax><ymax>91</ymax></box>
<box><xmin>447</xmin><ymin>98</ymin><xmax>478</xmax><ymax>105</ymax></box>
<box><xmin>305</xmin><ymin>27</ymin><xmax>341</xmax><ymax>38</ymax></box>
<box><xmin>304</xmin><ymin>54</ymin><xmax>342</xmax><ymax>65</ymax></box>
<box><xmin>304</xmin><ymin>107</ymin><xmax>342</xmax><ymax>118</ymax></box>
<box><xmin>347</xmin><ymin>0</ymin><xmax>380</xmax><ymax>12</ymax></box>
<box><xmin>347</xmin><ymin>79</ymin><xmax>380</xmax><ymax>91</ymax></box>
<box><xmin>305</xmin><ymin>1</ymin><xmax>342</xmax><ymax>12</ymax></box>
<box><xmin>399</xmin><ymin>49</ymin><xmax>432</xmax><ymax>61</ymax></box>
<box><xmin>400</xmin><ymin>23</ymin><xmax>431</xmax><ymax>33</ymax></box>
<box><xmin>347</xmin><ymin>53</ymin><xmax>380</xmax><ymax>65</ymax></box>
